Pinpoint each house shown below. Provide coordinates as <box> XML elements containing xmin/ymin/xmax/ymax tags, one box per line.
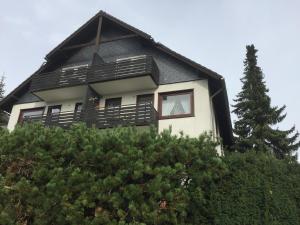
<box><xmin>0</xmin><ymin>11</ymin><xmax>233</xmax><ymax>150</ymax></box>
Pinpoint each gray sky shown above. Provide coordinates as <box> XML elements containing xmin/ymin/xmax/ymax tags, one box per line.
<box><xmin>1</xmin><ymin>0</ymin><xmax>299</xmax><ymax>157</ymax></box>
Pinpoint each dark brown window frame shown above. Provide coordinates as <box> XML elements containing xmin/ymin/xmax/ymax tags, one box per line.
<box><xmin>158</xmin><ymin>89</ymin><xmax>194</xmax><ymax>120</ymax></box>
<box><xmin>105</xmin><ymin>97</ymin><xmax>122</xmax><ymax>108</ymax></box>
<box><xmin>47</xmin><ymin>105</ymin><xmax>62</xmax><ymax>115</ymax></box>
<box><xmin>18</xmin><ymin>107</ymin><xmax>45</xmax><ymax>123</ymax></box>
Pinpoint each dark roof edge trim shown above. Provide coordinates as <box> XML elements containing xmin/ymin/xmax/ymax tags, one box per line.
<box><xmin>219</xmin><ymin>78</ymin><xmax>234</xmax><ymax>144</ymax></box>
<box><xmin>0</xmin><ymin>64</ymin><xmax>46</xmax><ymax>112</ymax></box>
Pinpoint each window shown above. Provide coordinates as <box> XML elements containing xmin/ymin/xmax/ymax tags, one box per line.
<box><xmin>75</xmin><ymin>103</ymin><xmax>83</xmax><ymax>113</ymax></box>
<box><xmin>18</xmin><ymin>107</ymin><xmax>45</xmax><ymax>123</ymax></box>
<box><xmin>158</xmin><ymin>90</ymin><xmax>194</xmax><ymax>119</ymax></box>
<box><xmin>47</xmin><ymin>105</ymin><xmax>61</xmax><ymax>115</ymax></box>
<box><xmin>105</xmin><ymin>98</ymin><xmax>122</xmax><ymax>108</ymax></box>
<box><xmin>137</xmin><ymin>94</ymin><xmax>154</xmax><ymax>106</ymax></box>
<box><xmin>46</xmin><ymin>105</ymin><xmax>61</xmax><ymax>124</ymax></box>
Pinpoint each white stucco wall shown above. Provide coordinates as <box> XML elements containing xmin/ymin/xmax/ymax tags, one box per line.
<box><xmin>98</xmin><ymin>89</ymin><xmax>155</xmax><ymax>108</ymax></box>
<box><xmin>97</xmin><ymin>80</ymin><xmax>214</xmax><ymax>138</ymax></box>
<box><xmin>7</xmin><ymin>80</ymin><xmax>216</xmax><ymax>145</ymax></box>
<box><xmin>155</xmin><ymin>80</ymin><xmax>214</xmax><ymax>138</ymax></box>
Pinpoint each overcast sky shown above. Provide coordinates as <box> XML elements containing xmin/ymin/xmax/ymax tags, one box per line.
<box><xmin>1</xmin><ymin>0</ymin><xmax>299</xmax><ymax>157</ymax></box>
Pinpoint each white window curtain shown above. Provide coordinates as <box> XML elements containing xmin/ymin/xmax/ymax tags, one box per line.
<box><xmin>162</xmin><ymin>93</ymin><xmax>191</xmax><ymax>116</ymax></box>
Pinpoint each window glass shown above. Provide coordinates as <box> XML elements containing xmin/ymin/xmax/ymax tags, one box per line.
<box><xmin>137</xmin><ymin>94</ymin><xmax>154</xmax><ymax>106</ymax></box>
<box><xmin>47</xmin><ymin>105</ymin><xmax>61</xmax><ymax>115</ymax></box>
<box><xmin>159</xmin><ymin>90</ymin><xmax>193</xmax><ymax>118</ymax></box>
<box><xmin>23</xmin><ymin>109</ymin><xmax>44</xmax><ymax>118</ymax></box>
<box><xmin>105</xmin><ymin>98</ymin><xmax>122</xmax><ymax>108</ymax></box>
<box><xmin>75</xmin><ymin>103</ymin><xmax>83</xmax><ymax>113</ymax></box>
<box><xmin>19</xmin><ymin>108</ymin><xmax>44</xmax><ymax>122</ymax></box>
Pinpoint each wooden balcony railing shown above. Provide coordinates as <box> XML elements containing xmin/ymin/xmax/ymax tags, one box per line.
<box><xmin>88</xmin><ymin>55</ymin><xmax>159</xmax><ymax>85</ymax></box>
<box><xmin>22</xmin><ymin>104</ymin><xmax>158</xmax><ymax>129</ymax></box>
<box><xmin>93</xmin><ymin>103</ymin><xmax>158</xmax><ymax>129</ymax></box>
<box><xmin>30</xmin><ymin>56</ymin><xmax>159</xmax><ymax>92</ymax></box>
<box><xmin>23</xmin><ymin>111</ymin><xmax>83</xmax><ymax>128</ymax></box>
<box><xmin>30</xmin><ymin>67</ymin><xmax>88</xmax><ymax>92</ymax></box>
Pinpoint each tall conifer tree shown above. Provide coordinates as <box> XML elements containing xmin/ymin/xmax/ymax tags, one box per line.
<box><xmin>232</xmin><ymin>45</ymin><xmax>300</xmax><ymax>158</ymax></box>
<box><xmin>0</xmin><ymin>76</ymin><xmax>6</xmax><ymax>125</ymax></box>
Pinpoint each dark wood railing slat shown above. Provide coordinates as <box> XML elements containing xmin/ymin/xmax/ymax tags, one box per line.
<box><xmin>23</xmin><ymin>104</ymin><xmax>158</xmax><ymax>129</ymax></box>
<box><xmin>30</xmin><ymin>56</ymin><xmax>159</xmax><ymax>92</ymax></box>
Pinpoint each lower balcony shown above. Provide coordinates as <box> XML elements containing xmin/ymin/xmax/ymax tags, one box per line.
<box><xmin>22</xmin><ymin>104</ymin><xmax>158</xmax><ymax>129</ymax></box>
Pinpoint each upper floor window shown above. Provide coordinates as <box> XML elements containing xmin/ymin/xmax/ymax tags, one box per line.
<box><xmin>105</xmin><ymin>98</ymin><xmax>122</xmax><ymax>108</ymax></box>
<box><xmin>75</xmin><ymin>103</ymin><xmax>83</xmax><ymax>113</ymax></box>
<box><xmin>47</xmin><ymin>105</ymin><xmax>61</xmax><ymax>116</ymax></box>
<box><xmin>18</xmin><ymin>107</ymin><xmax>45</xmax><ymax>123</ymax></box>
<box><xmin>158</xmin><ymin>90</ymin><xmax>194</xmax><ymax>119</ymax></box>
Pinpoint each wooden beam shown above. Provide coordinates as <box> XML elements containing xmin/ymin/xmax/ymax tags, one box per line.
<box><xmin>60</xmin><ymin>33</ymin><xmax>138</xmax><ymax>52</ymax></box>
<box><xmin>95</xmin><ymin>16</ymin><xmax>103</xmax><ymax>48</ymax></box>
<box><xmin>60</xmin><ymin>41</ymin><xmax>95</xmax><ymax>51</ymax></box>
<box><xmin>101</xmin><ymin>34</ymin><xmax>139</xmax><ymax>43</ymax></box>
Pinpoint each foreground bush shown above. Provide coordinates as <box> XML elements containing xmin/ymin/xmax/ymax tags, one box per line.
<box><xmin>0</xmin><ymin>124</ymin><xmax>299</xmax><ymax>225</ymax></box>
<box><xmin>0</xmin><ymin>124</ymin><xmax>222</xmax><ymax>225</ymax></box>
<box><xmin>211</xmin><ymin>151</ymin><xmax>300</xmax><ymax>225</ymax></box>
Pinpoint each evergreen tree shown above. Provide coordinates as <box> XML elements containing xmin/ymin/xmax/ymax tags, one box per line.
<box><xmin>232</xmin><ymin>45</ymin><xmax>300</xmax><ymax>158</ymax></box>
<box><xmin>0</xmin><ymin>76</ymin><xmax>6</xmax><ymax>125</ymax></box>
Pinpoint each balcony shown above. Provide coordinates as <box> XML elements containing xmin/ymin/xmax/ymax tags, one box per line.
<box><xmin>88</xmin><ymin>55</ymin><xmax>159</xmax><ymax>95</ymax></box>
<box><xmin>30</xmin><ymin>66</ymin><xmax>88</xmax><ymax>102</ymax></box>
<box><xmin>22</xmin><ymin>103</ymin><xmax>158</xmax><ymax>129</ymax></box>
<box><xmin>30</xmin><ymin>56</ymin><xmax>159</xmax><ymax>101</ymax></box>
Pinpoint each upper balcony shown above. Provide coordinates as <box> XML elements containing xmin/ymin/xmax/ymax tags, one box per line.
<box><xmin>30</xmin><ymin>66</ymin><xmax>88</xmax><ymax>102</ymax></box>
<box><xmin>30</xmin><ymin>55</ymin><xmax>159</xmax><ymax>101</ymax></box>
<box><xmin>88</xmin><ymin>55</ymin><xmax>159</xmax><ymax>95</ymax></box>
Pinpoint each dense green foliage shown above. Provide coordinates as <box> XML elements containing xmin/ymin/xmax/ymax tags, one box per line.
<box><xmin>212</xmin><ymin>151</ymin><xmax>300</xmax><ymax>225</ymax></box>
<box><xmin>232</xmin><ymin>45</ymin><xmax>300</xmax><ymax>158</ymax></box>
<box><xmin>0</xmin><ymin>124</ymin><xmax>299</xmax><ymax>225</ymax></box>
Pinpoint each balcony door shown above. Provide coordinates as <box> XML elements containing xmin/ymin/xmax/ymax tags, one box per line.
<box><xmin>74</xmin><ymin>103</ymin><xmax>83</xmax><ymax>122</ymax></box>
<box><xmin>136</xmin><ymin>94</ymin><xmax>154</xmax><ymax>124</ymax></box>
<box><xmin>46</xmin><ymin>105</ymin><xmax>61</xmax><ymax>125</ymax></box>
<box><xmin>104</xmin><ymin>98</ymin><xmax>122</xmax><ymax>126</ymax></box>
<box><xmin>105</xmin><ymin>98</ymin><xmax>122</xmax><ymax>108</ymax></box>
<box><xmin>137</xmin><ymin>94</ymin><xmax>154</xmax><ymax>106</ymax></box>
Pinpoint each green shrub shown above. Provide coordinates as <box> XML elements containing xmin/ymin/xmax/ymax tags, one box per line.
<box><xmin>210</xmin><ymin>151</ymin><xmax>300</xmax><ymax>225</ymax></box>
<box><xmin>0</xmin><ymin>124</ymin><xmax>299</xmax><ymax>225</ymax></box>
<box><xmin>0</xmin><ymin>124</ymin><xmax>221</xmax><ymax>225</ymax></box>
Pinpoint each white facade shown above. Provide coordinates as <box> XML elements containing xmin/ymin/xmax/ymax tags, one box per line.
<box><xmin>7</xmin><ymin>79</ymin><xmax>217</xmax><ymax>141</ymax></box>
